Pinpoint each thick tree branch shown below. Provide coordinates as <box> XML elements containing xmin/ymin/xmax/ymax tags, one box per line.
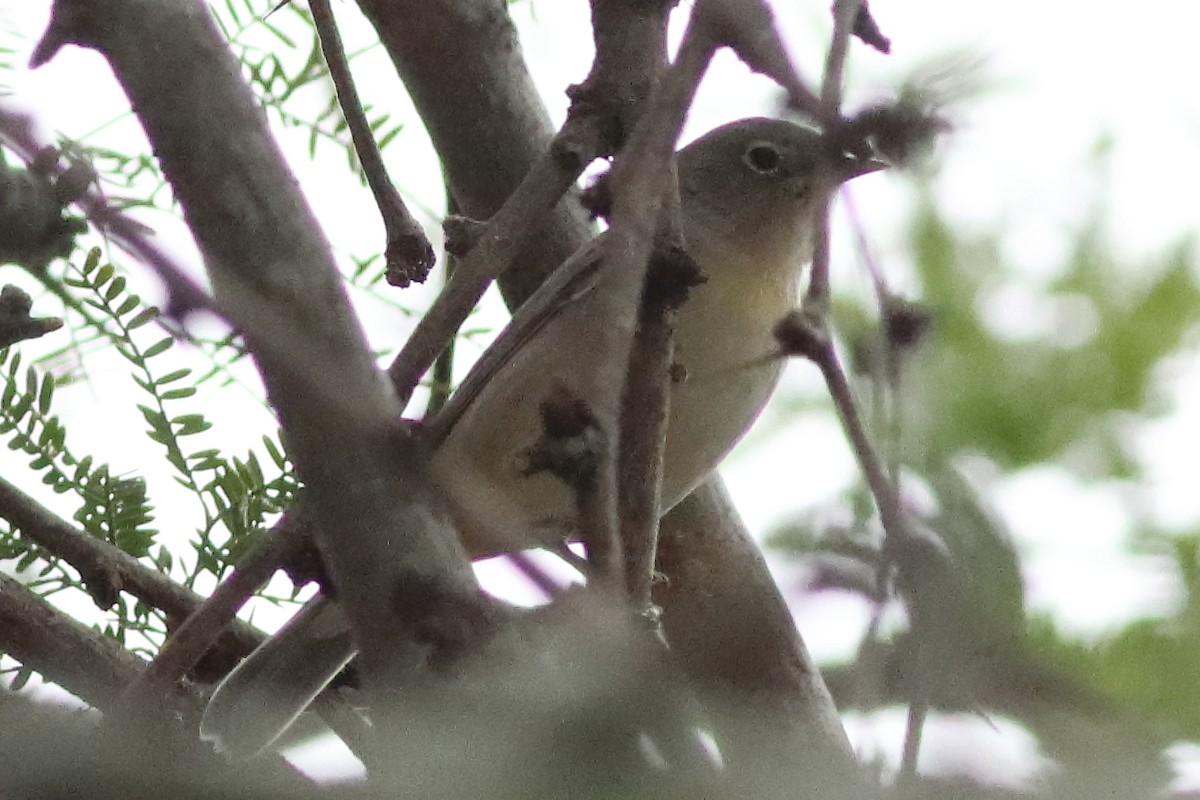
<box><xmin>31</xmin><ymin>0</ymin><xmax>484</xmax><ymax>720</ymax></box>
<box><xmin>0</xmin><ymin>572</ymin><xmax>155</xmax><ymax>710</ymax></box>
<box><xmin>0</xmin><ymin>575</ymin><xmax>319</xmax><ymax>790</ymax></box>
<box><xmin>655</xmin><ymin>482</ymin><xmax>863</xmax><ymax>789</ymax></box>
<box><xmin>577</xmin><ymin>0</ymin><xmax>675</xmax><ymax>148</ymax></box>
<box><xmin>0</xmin><ymin>475</ymin><xmax>261</xmax><ymax>660</ymax></box>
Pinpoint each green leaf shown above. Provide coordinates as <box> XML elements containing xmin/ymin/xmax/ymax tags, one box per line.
<box><xmin>74</xmin><ymin>455</ymin><xmax>93</xmax><ymax>481</ymax></box>
<box><xmin>263</xmin><ymin>434</ymin><xmax>288</xmax><ymax>469</ymax></box>
<box><xmin>128</xmin><ymin>307</ymin><xmax>159</xmax><ymax>329</ymax></box>
<box><xmin>154</xmin><ymin>369</ymin><xmax>191</xmax><ymax>386</ymax></box>
<box><xmin>142</xmin><ymin>338</ymin><xmax>174</xmax><ymax>358</ymax></box>
<box><xmin>37</xmin><ymin>375</ymin><xmax>54</xmax><ymax>414</ymax></box>
<box><xmin>137</xmin><ymin>404</ymin><xmax>165</xmax><ymax>426</ymax></box>
<box><xmin>116</xmin><ymin>294</ymin><xmax>141</xmax><ymax>316</ymax></box>
<box><xmin>24</xmin><ymin>365</ymin><xmax>38</xmax><ymax>400</ymax></box>
<box><xmin>105</xmin><ymin>275</ymin><xmax>127</xmax><ymax>301</ymax></box>
<box><xmin>154</xmin><ymin>545</ymin><xmax>173</xmax><ymax>572</ymax></box>
<box><xmin>173</xmin><ymin>415</ymin><xmax>212</xmax><ymax>436</ymax></box>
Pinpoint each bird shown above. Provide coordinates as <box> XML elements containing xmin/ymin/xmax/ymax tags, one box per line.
<box><xmin>200</xmin><ymin>116</ymin><xmax>880</xmax><ymax>756</ymax></box>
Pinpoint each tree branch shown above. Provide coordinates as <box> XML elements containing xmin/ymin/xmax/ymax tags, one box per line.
<box><xmin>655</xmin><ymin>481</ymin><xmax>864</xmax><ymax>789</ymax></box>
<box><xmin>0</xmin><ymin>573</ymin><xmax>155</xmax><ymax>710</ymax></box>
<box><xmin>355</xmin><ymin>0</ymin><xmax>594</xmax><ymax>308</ymax></box>
<box><xmin>0</xmin><ymin>574</ymin><xmax>318</xmax><ymax>790</ymax></box>
<box><xmin>31</xmin><ymin>0</ymin><xmax>485</xmax><ymax>728</ymax></box>
<box><xmin>112</xmin><ymin>518</ymin><xmax>306</xmax><ymax>713</ymax></box>
<box><xmin>591</xmin><ymin>12</ymin><xmax>717</xmax><ymax>586</ymax></box>
<box><xmin>0</xmin><ymin>475</ymin><xmax>260</xmax><ymax>660</ymax></box>
<box><xmin>386</xmin><ymin>117</ymin><xmax>603</xmax><ymax>406</ymax></box>
<box><xmin>0</xmin><ymin>285</ymin><xmax>62</xmax><ymax>348</ymax></box>
<box><xmin>0</xmin><ymin>105</ymin><xmax>217</xmax><ymax>321</ymax></box>
<box><xmin>309</xmin><ymin>0</ymin><xmax>434</xmax><ymax>289</ymax></box>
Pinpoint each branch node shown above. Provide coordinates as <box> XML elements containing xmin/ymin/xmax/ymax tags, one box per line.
<box><xmin>0</xmin><ymin>285</ymin><xmax>63</xmax><ymax>348</ymax></box>
<box><xmin>851</xmin><ymin>2</ymin><xmax>891</xmax><ymax>53</ymax></box>
<box><xmin>29</xmin><ymin>6</ymin><xmax>78</xmax><ymax>69</ymax></box>
<box><xmin>643</xmin><ymin>245</ymin><xmax>706</xmax><ymax>315</ymax></box>
<box><xmin>384</xmin><ymin>231</ymin><xmax>437</xmax><ymax>288</ymax></box>
<box><xmin>442</xmin><ymin>214</ymin><xmax>485</xmax><ymax>258</ymax></box>
<box><xmin>390</xmin><ymin>571</ymin><xmax>499</xmax><ymax>670</ymax></box>
<box><xmin>882</xmin><ymin>294</ymin><xmax>934</xmax><ymax>351</ymax></box>
<box><xmin>773</xmin><ymin>308</ymin><xmax>830</xmax><ymax>361</ymax></box>
<box><xmin>548</xmin><ymin>120</ymin><xmax>597</xmax><ymax>173</ymax></box>
<box><xmin>564</xmin><ymin>83</ymin><xmax>627</xmax><ymax>157</ymax></box>
<box><xmin>579</xmin><ymin>168</ymin><xmax>613</xmax><ymax>221</ymax></box>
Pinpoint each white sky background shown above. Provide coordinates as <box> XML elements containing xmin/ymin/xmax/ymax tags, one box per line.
<box><xmin>2</xmin><ymin>0</ymin><xmax>1200</xmax><ymax>787</ymax></box>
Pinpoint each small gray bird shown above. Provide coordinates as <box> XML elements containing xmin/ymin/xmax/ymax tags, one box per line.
<box><xmin>200</xmin><ymin>117</ymin><xmax>880</xmax><ymax>756</ymax></box>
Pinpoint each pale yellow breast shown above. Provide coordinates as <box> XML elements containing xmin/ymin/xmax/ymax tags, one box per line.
<box><xmin>430</xmin><ymin>226</ymin><xmax>804</xmax><ymax>555</ymax></box>
<box><xmin>660</xmin><ymin>231</ymin><xmax>800</xmax><ymax>506</ymax></box>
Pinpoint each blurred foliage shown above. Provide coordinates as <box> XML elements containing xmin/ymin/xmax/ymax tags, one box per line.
<box><xmin>769</xmin><ymin>156</ymin><xmax>1200</xmax><ymax>793</ymax></box>
<box><xmin>899</xmin><ymin>193</ymin><xmax>1200</xmax><ymax>475</ymax></box>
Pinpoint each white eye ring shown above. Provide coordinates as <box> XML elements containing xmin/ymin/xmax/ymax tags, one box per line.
<box><xmin>743</xmin><ymin>141</ymin><xmax>784</xmax><ymax>174</ymax></box>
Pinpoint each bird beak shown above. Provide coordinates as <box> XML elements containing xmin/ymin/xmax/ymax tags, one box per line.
<box><xmin>838</xmin><ymin>154</ymin><xmax>886</xmax><ymax>183</ymax></box>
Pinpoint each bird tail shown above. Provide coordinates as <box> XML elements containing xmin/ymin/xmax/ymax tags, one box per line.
<box><xmin>200</xmin><ymin>595</ymin><xmax>356</xmax><ymax>757</ymax></box>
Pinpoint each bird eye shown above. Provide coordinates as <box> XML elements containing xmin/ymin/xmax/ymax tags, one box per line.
<box><xmin>743</xmin><ymin>142</ymin><xmax>783</xmax><ymax>174</ymax></box>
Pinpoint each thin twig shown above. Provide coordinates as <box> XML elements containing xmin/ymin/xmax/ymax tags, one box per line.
<box><xmin>619</xmin><ymin>293</ymin><xmax>675</xmax><ymax>604</ymax></box>
<box><xmin>820</xmin><ymin>0</ymin><xmax>864</xmax><ymax>111</ymax></box>
<box><xmin>112</xmin><ymin>522</ymin><xmax>305</xmax><ymax>715</ymax></box>
<box><xmin>897</xmin><ymin>694</ymin><xmax>928</xmax><ymax>796</ymax></box>
<box><xmin>0</xmin><ymin>475</ymin><xmax>371</xmax><ymax>746</ymax></box>
<box><xmin>386</xmin><ymin>118</ymin><xmax>604</xmax><ymax>407</ymax></box>
<box><xmin>807</xmin><ymin>2</ymin><xmax>931</xmax><ymax>784</ymax></box>
<box><xmin>508</xmin><ymin>551</ymin><xmax>567</xmax><ymax>599</ymax></box>
<box><xmin>845</xmin><ymin>191</ymin><xmax>901</xmax><ymax>485</ymax></box>
<box><xmin>424</xmin><ymin>188</ymin><xmax>459</xmax><ymax>418</ymax></box>
<box><xmin>355</xmin><ymin>0</ymin><xmax>595</xmax><ymax>308</ymax></box>
<box><xmin>0</xmin><ymin>106</ymin><xmax>218</xmax><ymax>321</ymax></box>
<box><xmin>696</xmin><ymin>0</ymin><xmax>828</xmax><ymax>124</ymax></box>
<box><xmin>803</xmin><ymin>200</ymin><xmax>835</xmax><ymax>317</ymax></box>
<box><xmin>581</xmin><ymin>13</ymin><xmax>719</xmax><ymax>586</ymax></box>
<box><xmin>309</xmin><ymin>0</ymin><xmax>434</xmax><ymax>288</ymax></box>
<box><xmin>808</xmin><ymin>337</ymin><xmax>911</xmax><ymax>557</ymax></box>
<box><xmin>618</xmin><ymin>244</ymin><xmax>703</xmax><ymax>605</ymax></box>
